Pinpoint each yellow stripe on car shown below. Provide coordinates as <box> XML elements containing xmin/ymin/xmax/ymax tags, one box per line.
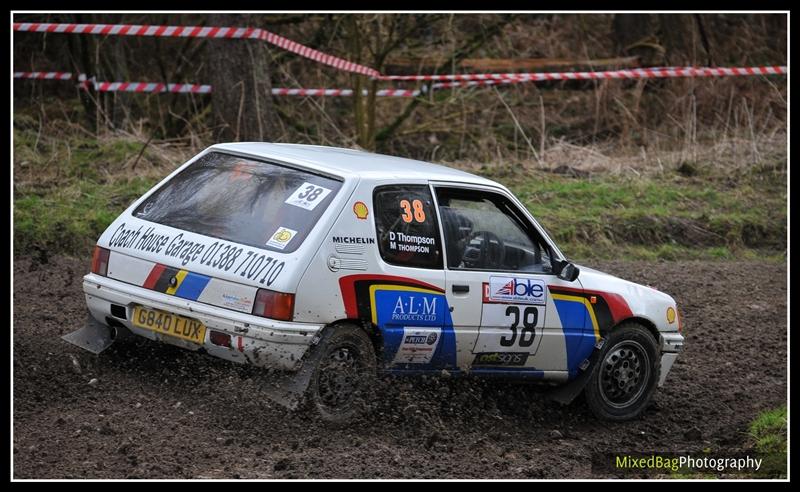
<box><xmin>166</xmin><ymin>269</ymin><xmax>188</xmax><ymax>295</ymax></box>
<box><xmin>551</xmin><ymin>293</ymin><xmax>601</xmax><ymax>341</ymax></box>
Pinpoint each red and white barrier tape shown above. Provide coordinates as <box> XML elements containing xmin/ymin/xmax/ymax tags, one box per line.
<box><xmin>94</xmin><ymin>81</ymin><xmax>213</xmax><ymax>93</ymax></box>
<box><xmin>271</xmin><ymin>87</ymin><xmax>420</xmax><ymax>97</ymax></box>
<box><xmin>13</xmin><ymin>22</ymin><xmax>380</xmax><ymax>78</ymax></box>
<box><xmin>13</xmin><ymin>71</ymin><xmax>78</xmax><ymax>81</ymax></box>
<box><xmin>380</xmin><ymin>65</ymin><xmax>788</xmax><ymax>82</ymax></box>
<box><xmin>14</xmin><ymin>71</ymin><xmax>211</xmax><ymax>93</ymax></box>
<box><xmin>15</xmin><ymin>64</ymin><xmax>787</xmax><ymax>96</ymax></box>
<box><xmin>14</xmin><ymin>72</ymin><xmax>419</xmax><ymax>97</ymax></box>
<box><xmin>13</xmin><ymin>22</ymin><xmax>787</xmax><ymax>84</ymax></box>
<box><xmin>430</xmin><ymin>79</ymin><xmax>515</xmax><ymax>90</ymax></box>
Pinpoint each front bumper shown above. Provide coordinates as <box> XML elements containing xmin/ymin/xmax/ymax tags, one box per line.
<box><xmin>657</xmin><ymin>332</ymin><xmax>685</xmax><ymax>387</ymax></box>
<box><xmin>82</xmin><ymin>274</ymin><xmax>324</xmax><ymax>371</ymax></box>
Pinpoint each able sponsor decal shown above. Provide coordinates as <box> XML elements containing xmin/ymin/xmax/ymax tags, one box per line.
<box><xmin>472</xmin><ymin>352</ymin><xmax>530</xmax><ymax>367</ymax></box>
<box><xmin>484</xmin><ymin>276</ymin><xmax>546</xmax><ymax>305</ymax></box>
<box><xmin>284</xmin><ymin>182</ymin><xmax>332</xmax><ymax>211</ymax></box>
<box><xmin>266</xmin><ymin>226</ymin><xmax>298</xmax><ymax>250</ymax></box>
<box><xmin>392</xmin><ymin>327</ymin><xmax>442</xmax><ymax>365</ymax></box>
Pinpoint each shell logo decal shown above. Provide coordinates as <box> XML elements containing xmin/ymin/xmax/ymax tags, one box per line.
<box><xmin>266</xmin><ymin>226</ymin><xmax>298</xmax><ymax>250</ymax></box>
<box><xmin>273</xmin><ymin>230</ymin><xmax>293</xmax><ymax>242</ymax></box>
<box><xmin>353</xmin><ymin>201</ymin><xmax>369</xmax><ymax>220</ymax></box>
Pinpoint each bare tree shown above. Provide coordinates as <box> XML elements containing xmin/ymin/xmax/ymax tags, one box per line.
<box><xmin>611</xmin><ymin>14</ymin><xmax>663</xmax><ymax>66</ymax></box>
<box><xmin>65</xmin><ymin>13</ymin><xmax>98</xmax><ymax>129</ymax></box>
<box><xmin>612</xmin><ymin>13</ymin><xmax>717</xmax><ymax>66</ymax></box>
<box><xmin>345</xmin><ymin>14</ymin><xmax>448</xmax><ymax>151</ymax></box>
<box><xmin>205</xmin><ymin>13</ymin><xmax>277</xmax><ymax>142</ymax></box>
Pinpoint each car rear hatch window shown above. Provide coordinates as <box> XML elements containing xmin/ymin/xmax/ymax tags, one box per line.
<box><xmin>133</xmin><ymin>151</ymin><xmax>342</xmax><ymax>253</ymax></box>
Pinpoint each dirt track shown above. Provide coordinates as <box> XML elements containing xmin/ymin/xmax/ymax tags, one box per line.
<box><xmin>13</xmin><ymin>256</ymin><xmax>787</xmax><ymax>479</ymax></box>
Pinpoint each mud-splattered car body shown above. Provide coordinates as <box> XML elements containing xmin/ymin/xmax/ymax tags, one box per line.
<box><xmin>67</xmin><ymin>143</ymin><xmax>684</xmax><ymax>419</ymax></box>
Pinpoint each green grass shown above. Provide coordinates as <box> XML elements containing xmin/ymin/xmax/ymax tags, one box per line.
<box><xmin>748</xmin><ymin>406</ymin><xmax>788</xmax><ymax>478</ymax></box>
<box><xmin>13</xmin><ymin>122</ymin><xmax>186</xmax><ymax>258</ymax></box>
<box><xmin>12</xmin><ymin>115</ymin><xmax>787</xmax><ymax>260</ymax></box>
<box><xmin>665</xmin><ymin>406</ymin><xmax>787</xmax><ymax>479</ymax></box>
<box><xmin>14</xmin><ymin>178</ymin><xmax>159</xmax><ymax>257</ymax></box>
<box><xmin>483</xmin><ymin>166</ymin><xmax>786</xmax><ymax>261</ymax></box>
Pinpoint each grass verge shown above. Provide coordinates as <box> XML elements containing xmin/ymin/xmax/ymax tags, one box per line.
<box><xmin>13</xmin><ymin>119</ymin><xmax>192</xmax><ymax>261</ymax></box>
<box><xmin>13</xmin><ymin>117</ymin><xmax>787</xmax><ymax>261</ymax></box>
<box><xmin>483</xmin><ymin>162</ymin><xmax>786</xmax><ymax>262</ymax></box>
<box><xmin>748</xmin><ymin>405</ymin><xmax>788</xmax><ymax>479</ymax></box>
<box><xmin>666</xmin><ymin>406</ymin><xmax>787</xmax><ymax>479</ymax></box>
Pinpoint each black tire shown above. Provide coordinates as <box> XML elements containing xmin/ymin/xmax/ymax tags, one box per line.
<box><xmin>584</xmin><ymin>322</ymin><xmax>660</xmax><ymax>421</ymax></box>
<box><xmin>306</xmin><ymin>324</ymin><xmax>377</xmax><ymax>426</ymax></box>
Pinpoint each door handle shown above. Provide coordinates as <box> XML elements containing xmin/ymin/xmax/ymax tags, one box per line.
<box><xmin>452</xmin><ymin>284</ymin><xmax>470</xmax><ymax>294</ymax></box>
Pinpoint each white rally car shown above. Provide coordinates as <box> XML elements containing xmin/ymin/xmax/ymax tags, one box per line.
<box><xmin>65</xmin><ymin>143</ymin><xmax>684</xmax><ymax>423</ymax></box>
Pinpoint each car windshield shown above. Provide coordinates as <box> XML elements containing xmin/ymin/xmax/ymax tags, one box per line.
<box><xmin>132</xmin><ymin>151</ymin><xmax>343</xmax><ymax>253</ymax></box>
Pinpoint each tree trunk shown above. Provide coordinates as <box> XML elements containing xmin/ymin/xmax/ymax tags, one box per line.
<box><xmin>347</xmin><ymin>15</ymin><xmax>375</xmax><ymax>150</ymax></box>
<box><xmin>611</xmin><ymin>15</ymin><xmax>653</xmax><ymax>53</ymax></box>
<box><xmin>658</xmin><ymin>14</ymin><xmax>704</xmax><ymax>66</ymax></box>
<box><xmin>206</xmin><ymin>13</ymin><xmax>277</xmax><ymax>142</ymax></box>
<box><xmin>66</xmin><ymin>13</ymin><xmax>98</xmax><ymax>130</ymax></box>
<box><xmin>100</xmin><ymin>37</ymin><xmax>131</xmax><ymax>129</ymax></box>
<box><xmin>611</xmin><ymin>14</ymin><xmax>668</xmax><ymax>67</ymax></box>
<box><xmin>764</xmin><ymin>14</ymin><xmax>787</xmax><ymax>59</ymax></box>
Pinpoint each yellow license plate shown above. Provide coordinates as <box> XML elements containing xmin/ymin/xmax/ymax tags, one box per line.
<box><xmin>132</xmin><ymin>306</ymin><xmax>207</xmax><ymax>345</ymax></box>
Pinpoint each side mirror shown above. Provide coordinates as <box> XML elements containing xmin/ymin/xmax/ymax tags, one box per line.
<box><xmin>556</xmin><ymin>260</ymin><xmax>580</xmax><ymax>282</ymax></box>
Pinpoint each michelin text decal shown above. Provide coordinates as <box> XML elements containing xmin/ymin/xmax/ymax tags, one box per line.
<box><xmin>332</xmin><ymin>236</ymin><xmax>376</xmax><ymax>244</ymax></box>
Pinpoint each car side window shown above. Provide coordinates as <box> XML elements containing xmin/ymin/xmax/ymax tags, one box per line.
<box><xmin>373</xmin><ymin>185</ymin><xmax>443</xmax><ymax>269</ymax></box>
<box><xmin>436</xmin><ymin>187</ymin><xmax>551</xmax><ymax>273</ymax></box>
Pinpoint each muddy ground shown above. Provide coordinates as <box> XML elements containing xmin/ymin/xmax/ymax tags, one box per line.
<box><xmin>13</xmin><ymin>256</ymin><xmax>787</xmax><ymax>479</ymax></box>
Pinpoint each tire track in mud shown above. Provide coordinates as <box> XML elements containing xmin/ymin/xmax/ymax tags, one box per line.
<box><xmin>12</xmin><ymin>256</ymin><xmax>787</xmax><ymax>478</ymax></box>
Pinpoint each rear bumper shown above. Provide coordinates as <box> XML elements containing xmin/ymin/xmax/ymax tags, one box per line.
<box><xmin>657</xmin><ymin>332</ymin><xmax>684</xmax><ymax>387</ymax></box>
<box><xmin>83</xmin><ymin>273</ymin><xmax>324</xmax><ymax>371</ymax></box>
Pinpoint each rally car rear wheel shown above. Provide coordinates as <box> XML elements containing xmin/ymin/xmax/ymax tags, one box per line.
<box><xmin>307</xmin><ymin>324</ymin><xmax>376</xmax><ymax>426</ymax></box>
<box><xmin>584</xmin><ymin>322</ymin><xmax>660</xmax><ymax>421</ymax></box>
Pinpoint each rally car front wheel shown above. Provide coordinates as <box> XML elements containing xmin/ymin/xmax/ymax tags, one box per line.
<box><xmin>584</xmin><ymin>322</ymin><xmax>660</xmax><ymax>421</ymax></box>
<box><xmin>307</xmin><ymin>324</ymin><xmax>377</xmax><ymax>426</ymax></box>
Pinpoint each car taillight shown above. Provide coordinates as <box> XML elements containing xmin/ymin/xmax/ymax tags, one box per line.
<box><xmin>209</xmin><ymin>330</ymin><xmax>231</xmax><ymax>348</ymax></box>
<box><xmin>252</xmin><ymin>289</ymin><xmax>295</xmax><ymax>321</ymax></box>
<box><xmin>91</xmin><ymin>246</ymin><xmax>110</xmax><ymax>276</ymax></box>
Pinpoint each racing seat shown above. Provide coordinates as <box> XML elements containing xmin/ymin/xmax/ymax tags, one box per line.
<box><xmin>438</xmin><ymin>206</ymin><xmax>473</xmax><ymax>268</ymax></box>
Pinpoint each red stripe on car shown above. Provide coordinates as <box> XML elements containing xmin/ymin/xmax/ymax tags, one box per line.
<box><xmin>338</xmin><ymin>274</ymin><xmax>445</xmax><ymax>318</ymax></box>
<box><xmin>548</xmin><ymin>285</ymin><xmax>634</xmax><ymax>323</ymax></box>
<box><xmin>143</xmin><ymin>263</ymin><xmax>166</xmax><ymax>289</ymax></box>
